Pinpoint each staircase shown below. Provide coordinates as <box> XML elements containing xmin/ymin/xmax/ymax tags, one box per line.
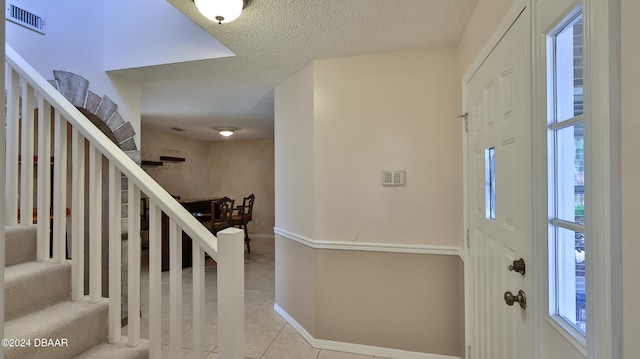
<box><xmin>2</xmin><ymin>44</ymin><xmax>246</xmax><ymax>359</ymax></box>
<box><xmin>3</xmin><ymin>225</ymin><xmax>148</xmax><ymax>359</ymax></box>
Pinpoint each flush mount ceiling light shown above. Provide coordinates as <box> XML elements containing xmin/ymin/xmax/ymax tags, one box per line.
<box><xmin>194</xmin><ymin>0</ymin><xmax>250</xmax><ymax>24</ymax></box>
<box><xmin>214</xmin><ymin>126</ymin><xmax>238</xmax><ymax>137</ymax></box>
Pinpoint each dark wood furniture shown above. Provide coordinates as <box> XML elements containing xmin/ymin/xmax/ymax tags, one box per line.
<box><xmin>231</xmin><ymin>194</ymin><xmax>255</xmax><ymax>254</ymax></box>
<box><xmin>210</xmin><ymin>197</ymin><xmax>234</xmax><ymax>235</ymax></box>
<box><xmin>160</xmin><ymin>197</ymin><xmax>221</xmax><ymax>271</ymax></box>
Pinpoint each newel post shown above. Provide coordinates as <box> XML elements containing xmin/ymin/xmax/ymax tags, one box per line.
<box><xmin>216</xmin><ymin>227</ymin><xmax>245</xmax><ymax>358</ymax></box>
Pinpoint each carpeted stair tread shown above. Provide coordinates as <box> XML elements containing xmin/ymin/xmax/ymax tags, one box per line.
<box><xmin>74</xmin><ymin>338</ymin><xmax>149</xmax><ymax>359</ymax></box>
<box><xmin>4</xmin><ymin>261</ymin><xmax>71</xmax><ymax>321</ymax></box>
<box><xmin>3</xmin><ymin>226</ymin><xmax>149</xmax><ymax>359</ymax></box>
<box><xmin>4</xmin><ymin>298</ymin><xmax>108</xmax><ymax>359</ymax></box>
<box><xmin>5</xmin><ymin>225</ymin><xmax>37</xmax><ymax>266</ymax></box>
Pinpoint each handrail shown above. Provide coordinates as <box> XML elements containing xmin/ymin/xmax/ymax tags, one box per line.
<box><xmin>5</xmin><ymin>44</ymin><xmax>218</xmax><ymax>259</ymax></box>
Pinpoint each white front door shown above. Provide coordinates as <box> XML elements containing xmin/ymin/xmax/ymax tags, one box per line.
<box><xmin>464</xmin><ymin>4</ymin><xmax>534</xmax><ymax>358</ymax></box>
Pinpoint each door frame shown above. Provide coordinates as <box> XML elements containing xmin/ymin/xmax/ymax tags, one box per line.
<box><xmin>583</xmin><ymin>0</ymin><xmax>622</xmax><ymax>357</ymax></box>
<box><xmin>0</xmin><ymin>1</ymin><xmax>6</xmax><ymax>356</ymax></box>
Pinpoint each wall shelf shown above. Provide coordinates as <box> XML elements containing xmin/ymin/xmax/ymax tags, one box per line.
<box><xmin>141</xmin><ymin>160</ymin><xmax>164</xmax><ymax>167</ymax></box>
<box><xmin>159</xmin><ymin>156</ymin><xmax>185</xmax><ymax>162</ymax></box>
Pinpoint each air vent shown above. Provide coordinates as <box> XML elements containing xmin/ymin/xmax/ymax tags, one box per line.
<box><xmin>381</xmin><ymin>170</ymin><xmax>406</xmax><ymax>186</ymax></box>
<box><xmin>6</xmin><ymin>3</ymin><xmax>45</xmax><ymax>34</ymax></box>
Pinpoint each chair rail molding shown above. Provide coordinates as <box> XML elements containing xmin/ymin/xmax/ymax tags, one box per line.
<box><xmin>273</xmin><ymin>227</ymin><xmax>464</xmax><ymax>259</ymax></box>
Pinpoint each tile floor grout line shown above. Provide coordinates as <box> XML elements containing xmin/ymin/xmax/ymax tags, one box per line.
<box><xmin>257</xmin><ymin>332</ymin><xmax>279</xmax><ymax>359</ymax></box>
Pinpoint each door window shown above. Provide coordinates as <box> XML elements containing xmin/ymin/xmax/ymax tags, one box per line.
<box><xmin>485</xmin><ymin>147</ymin><xmax>496</xmax><ymax>220</ymax></box>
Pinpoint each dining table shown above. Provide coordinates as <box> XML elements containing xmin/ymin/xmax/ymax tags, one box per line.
<box><xmin>160</xmin><ymin>197</ymin><xmax>222</xmax><ymax>271</ymax></box>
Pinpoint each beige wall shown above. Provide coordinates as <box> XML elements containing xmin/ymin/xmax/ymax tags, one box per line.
<box><xmin>141</xmin><ymin>125</ymin><xmax>275</xmax><ymax>236</ymax></box>
<box><xmin>274</xmin><ymin>236</ymin><xmax>316</xmax><ymax>335</ymax></box>
<box><xmin>141</xmin><ymin>126</ymin><xmax>213</xmax><ymax>200</ymax></box>
<box><xmin>314</xmin><ymin>248</ymin><xmax>463</xmax><ymax>355</ymax></box>
<box><xmin>208</xmin><ymin>139</ymin><xmax>275</xmax><ymax>236</ymax></box>
<box><xmin>275</xmin><ymin>235</ymin><xmax>464</xmax><ymax>357</ymax></box>
<box><xmin>621</xmin><ymin>0</ymin><xmax>639</xmax><ymax>356</ymax></box>
<box><xmin>274</xmin><ymin>47</ymin><xmax>464</xmax><ymax>356</ymax></box>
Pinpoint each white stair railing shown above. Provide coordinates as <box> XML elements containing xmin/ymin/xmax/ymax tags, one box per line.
<box><xmin>3</xmin><ymin>44</ymin><xmax>244</xmax><ymax>358</ymax></box>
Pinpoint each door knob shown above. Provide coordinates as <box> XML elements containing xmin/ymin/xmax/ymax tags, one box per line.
<box><xmin>507</xmin><ymin>258</ymin><xmax>526</xmax><ymax>275</ymax></box>
<box><xmin>504</xmin><ymin>290</ymin><xmax>527</xmax><ymax>309</ymax></box>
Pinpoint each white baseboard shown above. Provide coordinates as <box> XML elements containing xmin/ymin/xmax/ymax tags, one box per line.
<box><xmin>274</xmin><ymin>303</ymin><xmax>462</xmax><ymax>359</ymax></box>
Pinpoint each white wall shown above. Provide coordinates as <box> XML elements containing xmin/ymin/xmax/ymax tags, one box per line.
<box><xmin>457</xmin><ymin>0</ymin><xmax>514</xmax><ymax>74</ymax></box>
<box><xmin>621</xmin><ymin>0</ymin><xmax>640</xmax><ymax>356</ymax></box>
<box><xmin>275</xmin><ymin>48</ymin><xmax>462</xmax><ymax>247</ymax></box>
<box><xmin>105</xmin><ymin>0</ymin><xmax>234</xmax><ymax>71</ymax></box>
<box><xmin>312</xmin><ymin>48</ymin><xmax>462</xmax><ymax>246</ymax></box>
<box><xmin>6</xmin><ymin>0</ymin><xmax>141</xmax><ymax>147</ymax></box>
<box><xmin>274</xmin><ymin>63</ymin><xmax>316</xmax><ymax>238</ymax></box>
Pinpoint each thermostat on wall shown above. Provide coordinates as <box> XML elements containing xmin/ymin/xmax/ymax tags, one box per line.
<box><xmin>381</xmin><ymin>170</ymin><xmax>406</xmax><ymax>186</ymax></box>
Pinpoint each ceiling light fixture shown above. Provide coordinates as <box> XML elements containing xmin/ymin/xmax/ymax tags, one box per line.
<box><xmin>215</xmin><ymin>126</ymin><xmax>238</xmax><ymax>137</ymax></box>
<box><xmin>194</xmin><ymin>0</ymin><xmax>250</xmax><ymax>25</ymax></box>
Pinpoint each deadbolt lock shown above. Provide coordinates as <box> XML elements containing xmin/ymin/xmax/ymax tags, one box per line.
<box><xmin>507</xmin><ymin>258</ymin><xmax>526</xmax><ymax>275</ymax></box>
<box><xmin>504</xmin><ymin>290</ymin><xmax>527</xmax><ymax>310</ymax></box>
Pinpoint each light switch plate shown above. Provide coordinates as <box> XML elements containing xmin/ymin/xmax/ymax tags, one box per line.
<box><xmin>381</xmin><ymin>170</ymin><xmax>406</xmax><ymax>186</ymax></box>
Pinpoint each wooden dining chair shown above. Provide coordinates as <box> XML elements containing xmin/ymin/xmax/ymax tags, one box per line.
<box><xmin>210</xmin><ymin>197</ymin><xmax>234</xmax><ymax>235</ymax></box>
<box><xmin>231</xmin><ymin>194</ymin><xmax>255</xmax><ymax>254</ymax></box>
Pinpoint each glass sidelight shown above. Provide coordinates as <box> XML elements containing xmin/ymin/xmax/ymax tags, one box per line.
<box><xmin>547</xmin><ymin>7</ymin><xmax>586</xmax><ymax>337</ymax></box>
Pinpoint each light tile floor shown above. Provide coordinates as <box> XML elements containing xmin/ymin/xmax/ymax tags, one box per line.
<box><xmin>125</xmin><ymin>237</ymin><xmax>390</xmax><ymax>359</ymax></box>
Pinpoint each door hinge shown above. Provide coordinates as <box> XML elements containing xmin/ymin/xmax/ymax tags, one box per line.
<box><xmin>467</xmin><ymin>345</ymin><xmax>472</xmax><ymax>359</ymax></box>
<box><xmin>458</xmin><ymin>113</ymin><xmax>469</xmax><ymax>133</ymax></box>
<box><xmin>466</xmin><ymin>229</ymin><xmax>470</xmax><ymax>248</ymax></box>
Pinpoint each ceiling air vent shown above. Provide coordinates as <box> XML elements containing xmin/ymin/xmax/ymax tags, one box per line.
<box><xmin>6</xmin><ymin>3</ymin><xmax>45</xmax><ymax>34</ymax></box>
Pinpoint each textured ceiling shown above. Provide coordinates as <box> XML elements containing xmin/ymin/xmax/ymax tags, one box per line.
<box><xmin>112</xmin><ymin>0</ymin><xmax>478</xmax><ymax>141</ymax></box>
